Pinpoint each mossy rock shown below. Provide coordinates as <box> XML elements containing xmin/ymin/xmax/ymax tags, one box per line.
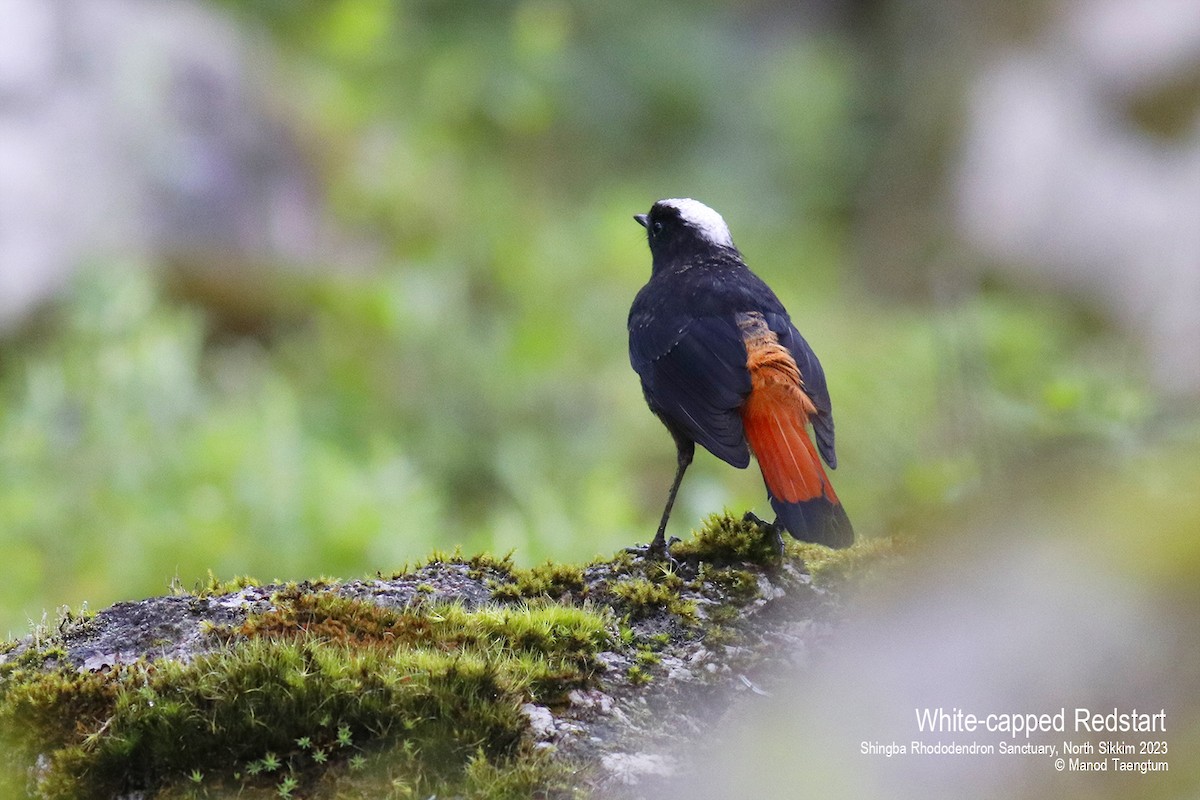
<box><xmin>0</xmin><ymin>514</ymin><xmax>899</xmax><ymax>799</ymax></box>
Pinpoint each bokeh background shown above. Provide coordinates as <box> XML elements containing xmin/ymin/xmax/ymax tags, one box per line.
<box><xmin>1</xmin><ymin>0</ymin><xmax>1198</xmax><ymax>794</ymax></box>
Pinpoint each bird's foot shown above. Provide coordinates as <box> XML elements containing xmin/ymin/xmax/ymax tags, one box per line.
<box><xmin>625</xmin><ymin>535</ymin><xmax>681</xmax><ymax>562</ymax></box>
<box><xmin>742</xmin><ymin>511</ymin><xmax>785</xmax><ymax>558</ymax></box>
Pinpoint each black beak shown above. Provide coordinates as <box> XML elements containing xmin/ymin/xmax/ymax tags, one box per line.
<box><xmin>633</xmin><ymin>213</ymin><xmax>649</xmax><ymax>228</ymax></box>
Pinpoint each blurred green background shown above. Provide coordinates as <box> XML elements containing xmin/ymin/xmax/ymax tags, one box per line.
<box><xmin>1</xmin><ymin>0</ymin><xmax>1198</xmax><ymax>646</ymax></box>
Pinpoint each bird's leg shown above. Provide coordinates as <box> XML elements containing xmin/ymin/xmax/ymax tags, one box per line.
<box><xmin>651</xmin><ymin>450</ymin><xmax>690</xmax><ymax>551</ymax></box>
<box><xmin>743</xmin><ymin>510</ymin><xmax>785</xmax><ymax>557</ymax></box>
<box><xmin>630</xmin><ymin>438</ymin><xmax>693</xmax><ymax>559</ymax></box>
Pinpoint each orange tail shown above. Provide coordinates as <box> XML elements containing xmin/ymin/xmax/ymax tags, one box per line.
<box><xmin>739</xmin><ymin>313</ymin><xmax>852</xmax><ymax>547</ymax></box>
<box><xmin>742</xmin><ymin>382</ymin><xmax>837</xmax><ymax>506</ymax></box>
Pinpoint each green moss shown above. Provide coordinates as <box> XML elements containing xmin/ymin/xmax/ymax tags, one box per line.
<box><xmin>383</xmin><ymin>550</ymin><xmax>520</xmax><ymax>585</ymax></box>
<box><xmin>694</xmin><ymin>562</ymin><xmax>761</xmax><ymax>604</ymax></box>
<box><xmin>383</xmin><ymin>549</ymin><xmax>515</xmax><ymax>582</ymax></box>
<box><xmin>465</xmin><ymin>551</ymin><xmax>517</xmax><ymax>577</ymax></box>
<box><xmin>645</xmin><ymin>632</ymin><xmax>671</xmax><ymax>649</ymax></box>
<box><xmin>672</xmin><ymin>512</ymin><xmax>783</xmax><ymax>566</ymax></box>
<box><xmin>236</xmin><ymin>591</ymin><xmax>612</xmax><ymax>703</ymax></box>
<box><xmin>703</xmin><ymin>624</ymin><xmax>738</xmax><ymax>647</ymax></box>
<box><xmin>436</xmin><ymin>549</ymin><xmax>520</xmax><ymax>581</ymax></box>
<box><xmin>491</xmin><ymin>561</ymin><xmax>587</xmax><ymax>602</ymax></box>
<box><xmin>0</xmin><ymin>590</ymin><xmax>611</xmax><ymax>799</ymax></box>
<box><xmin>674</xmin><ymin>512</ymin><xmax>904</xmax><ymax>590</ymax></box>
<box><xmin>626</xmin><ymin>665</ymin><xmax>651</xmax><ymax>686</ymax></box>
<box><xmin>0</xmin><ymin>643</ymin><xmax>62</xmax><ymax>674</ymax></box>
<box><xmin>191</xmin><ymin>571</ymin><xmax>262</xmax><ymax>598</ymax></box>
<box><xmin>634</xmin><ymin>650</ymin><xmax>661</xmax><ymax>667</ymax></box>
<box><xmin>610</xmin><ymin>573</ymin><xmax>696</xmax><ymax>623</ymax></box>
<box><xmin>787</xmin><ymin>535</ymin><xmax>904</xmax><ymax>587</ymax></box>
<box><xmin>53</xmin><ymin>605</ymin><xmax>100</xmax><ymax>640</ymax></box>
<box><xmin>262</xmin><ymin>741</ymin><xmax>586</xmax><ymax>800</ymax></box>
<box><xmin>604</xmin><ymin>549</ymin><xmax>638</xmax><ymax>573</ymax></box>
<box><xmin>618</xmin><ymin>625</ymin><xmax>636</xmax><ymax>647</ymax></box>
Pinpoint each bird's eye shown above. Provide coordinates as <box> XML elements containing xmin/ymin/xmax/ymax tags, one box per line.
<box><xmin>652</xmin><ymin>221</ymin><xmax>663</xmax><ymax>235</ymax></box>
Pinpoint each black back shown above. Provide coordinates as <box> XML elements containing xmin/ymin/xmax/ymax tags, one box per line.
<box><xmin>628</xmin><ymin>201</ymin><xmax>838</xmax><ymax>470</ymax></box>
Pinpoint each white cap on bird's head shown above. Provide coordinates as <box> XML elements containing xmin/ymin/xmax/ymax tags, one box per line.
<box><xmin>634</xmin><ymin>198</ymin><xmax>735</xmax><ymax>250</ymax></box>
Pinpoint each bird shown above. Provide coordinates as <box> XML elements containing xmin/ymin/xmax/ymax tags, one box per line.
<box><xmin>627</xmin><ymin>198</ymin><xmax>853</xmax><ymax>555</ymax></box>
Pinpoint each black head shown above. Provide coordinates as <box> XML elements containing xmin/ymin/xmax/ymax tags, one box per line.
<box><xmin>634</xmin><ymin>198</ymin><xmax>737</xmax><ymax>269</ymax></box>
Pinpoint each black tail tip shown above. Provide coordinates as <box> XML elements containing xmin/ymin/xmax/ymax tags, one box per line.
<box><xmin>772</xmin><ymin>497</ymin><xmax>854</xmax><ymax>549</ymax></box>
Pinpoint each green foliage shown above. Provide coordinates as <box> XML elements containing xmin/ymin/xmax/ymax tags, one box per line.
<box><xmin>0</xmin><ymin>267</ymin><xmax>442</xmax><ymax>637</ymax></box>
<box><xmin>0</xmin><ymin>0</ymin><xmax>1175</xmax><ymax>648</ymax></box>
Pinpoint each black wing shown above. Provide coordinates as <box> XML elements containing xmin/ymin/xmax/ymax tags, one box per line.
<box><xmin>630</xmin><ymin>314</ymin><xmax>752</xmax><ymax>467</ymax></box>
